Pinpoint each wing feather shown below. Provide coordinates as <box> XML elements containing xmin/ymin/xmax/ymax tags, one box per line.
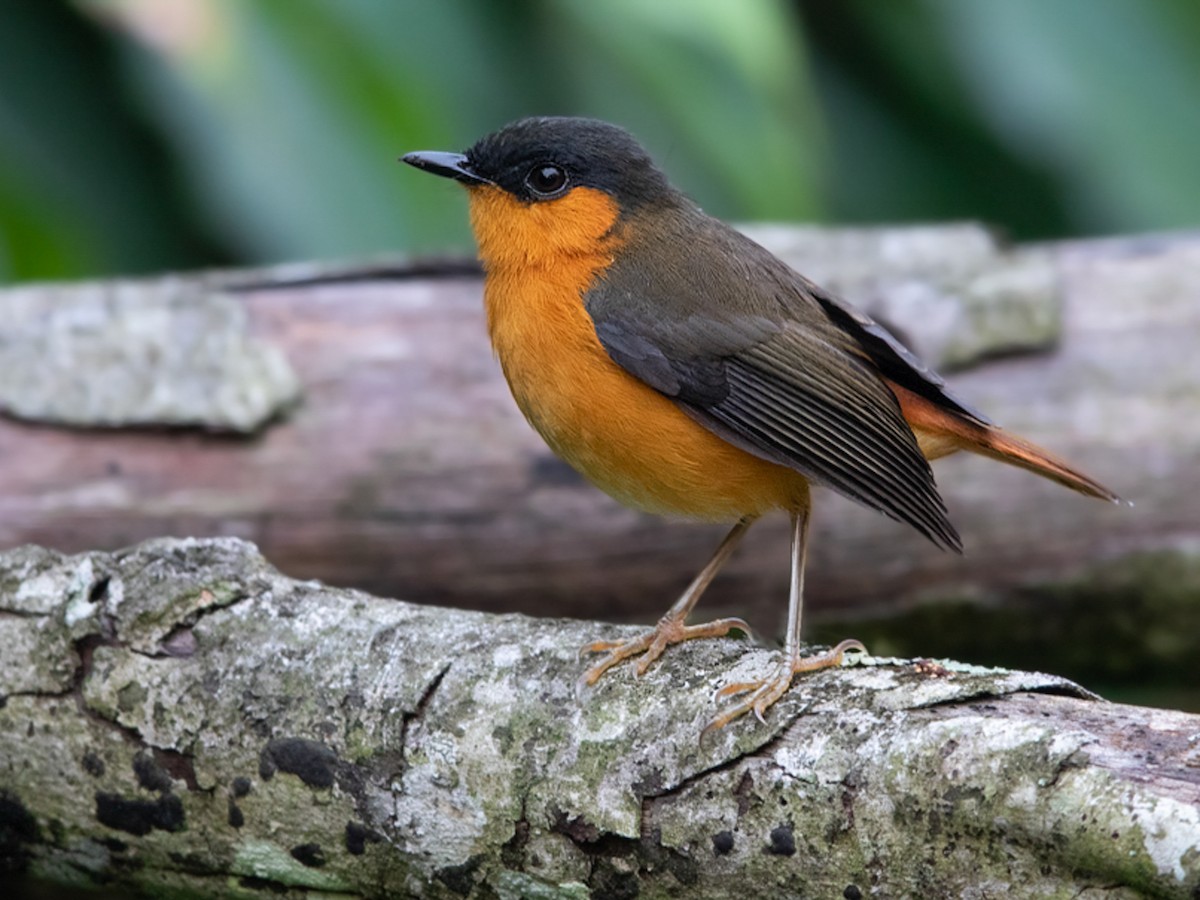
<box><xmin>586</xmin><ymin>205</ymin><xmax>965</xmax><ymax>550</ymax></box>
<box><xmin>709</xmin><ymin>358</ymin><xmax>959</xmax><ymax>549</ymax></box>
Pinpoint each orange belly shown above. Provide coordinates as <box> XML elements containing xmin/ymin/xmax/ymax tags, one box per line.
<box><xmin>484</xmin><ymin>266</ymin><xmax>809</xmax><ymax>522</ymax></box>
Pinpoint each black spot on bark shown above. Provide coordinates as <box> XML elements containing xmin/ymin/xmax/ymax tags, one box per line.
<box><xmin>712</xmin><ymin>830</ymin><xmax>734</xmax><ymax>855</ymax></box>
<box><xmin>231</xmin><ymin>776</ymin><xmax>252</xmax><ymax>798</ymax></box>
<box><xmin>259</xmin><ymin>737</ymin><xmax>337</xmax><ymax>788</ymax></box>
<box><xmin>82</xmin><ymin>751</ymin><xmax>106</xmax><ymax>778</ymax></box>
<box><xmin>227</xmin><ymin>799</ymin><xmax>244</xmax><ymax>829</ymax></box>
<box><xmin>290</xmin><ymin>843</ymin><xmax>325</xmax><ymax>868</ymax></box>
<box><xmin>88</xmin><ymin>577</ymin><xmax>110</xmax><ymax>604</ymax></box>
<box><xmin>0</xmin><ymin>790</ymin><xmax>40</xmax><ymax>875</ymax></box>
<box><xmin>346</xmin><ymin>821</ymin><xmax>383</xmax><ymax>856</ymax></box>
<box><xmin>95</xmin><ymin>792</ymin><xmax>184</xmax><ymax>836</ymax></box>
<box><xmin>133</xmin><ymin>751</ymin><xmax>173</xmax><ymax>793</ymax></box>
<box><xmin>844</xmin><ymin>885</ymin><xmax>863</xmax><ymax>900</ymax></box>
<box><xmin>434</xmin><ymin>853</ymin><xmax>484</xmax><ymax>896</ymax></box>
<box><xmin>767</xmin><ymin>824</ymin><xmax>796</xmax><ymax>856</ymax></box>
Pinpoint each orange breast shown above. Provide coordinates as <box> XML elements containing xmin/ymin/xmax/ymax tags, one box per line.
<box><xmin>467</xmin><ymin>185</ymin><xmax>809</xmax><ymax>521</ymax></box>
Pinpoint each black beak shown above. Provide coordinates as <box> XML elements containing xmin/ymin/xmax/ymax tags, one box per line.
<box><xmin>401</xmin><ymin>151</ymin><xmax>492</xmax><ymax>186</ymax></box>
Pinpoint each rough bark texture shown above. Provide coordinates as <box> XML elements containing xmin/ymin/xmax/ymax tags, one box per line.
<box><xmin>1</xmin><ymin>225</ymin><xmax>1195</xmax><ymax>635</ymax></box>
<box><xmin>2</xmin><ymin>538</ymin><xmax>1199</xmax><ymax>898</ymax></box>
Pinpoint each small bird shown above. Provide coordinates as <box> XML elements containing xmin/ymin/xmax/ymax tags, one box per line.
<box><xmin>403</xmin><ymin>117</ymin><xmax>1118</xmax><ymax>732</ymax></box>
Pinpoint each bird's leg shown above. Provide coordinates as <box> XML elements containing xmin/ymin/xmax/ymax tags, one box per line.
<box><xmin>579</xmin><ymin>516</ymin><xmax>756</xmax><ymax>687</ymax></box>
<box><xmin>703</xmin><ymin>506</ymin><xmax>865</xmax><ymax>735</ymax></box>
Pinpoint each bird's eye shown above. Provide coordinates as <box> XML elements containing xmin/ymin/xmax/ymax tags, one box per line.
<box><xmin>525</xmin><ymin>164</ymin><xmax>568</xmax><ymax>197</ymax></box>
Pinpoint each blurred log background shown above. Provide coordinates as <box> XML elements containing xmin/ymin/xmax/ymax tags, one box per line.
<box><xmin>2</xmin><ymin>223</ymin><xmax>1197</xmax><ymax>711</ymax></box>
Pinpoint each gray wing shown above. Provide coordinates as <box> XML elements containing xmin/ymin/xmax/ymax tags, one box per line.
<box><xmin>586</xmin><ymin>211</ymin><xmax>962</xmax><ymax>551</ymax></box>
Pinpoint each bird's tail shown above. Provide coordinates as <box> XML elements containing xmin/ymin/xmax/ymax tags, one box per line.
<box><xmin>888</xmin><ymin>381</ymin><xmax>1121</xmax><ymax>503</ymax></box>
<box><xmin>960</xmin><ymin>424</ymin><xmax>1120</xmax><ymax>501</ymax></box>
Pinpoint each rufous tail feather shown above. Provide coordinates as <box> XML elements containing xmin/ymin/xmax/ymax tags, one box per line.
<box><xmin>888</xmin><ymin>381</ymin><xmax>1121</xmax><ymax>503</ymax></box>
<box><xmin>961</xmin><ymin>425</ymin><xmax>1119</xmax><ymax>501</ymax></box>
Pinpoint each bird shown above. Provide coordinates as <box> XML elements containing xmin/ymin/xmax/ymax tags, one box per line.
<box><xmin>402</xmin><ymin>116</ymin><xmax>1118</xmax><ymax>732</ymax></box>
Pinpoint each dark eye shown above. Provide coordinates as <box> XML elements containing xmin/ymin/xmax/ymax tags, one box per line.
<box><xmin>525</xmin><ymin>163</ymin><xmax>568</xmax><ymax>197</ymax></box>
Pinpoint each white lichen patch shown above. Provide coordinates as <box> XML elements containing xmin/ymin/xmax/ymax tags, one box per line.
<box><xmin>1137</xmin><ymin>794</ymin><xmax>1200</xmax><ymax>881</ymax></box>
<box><xmin>14</xmin><ymin>569</ymin><xmax>73</xmax><ymax>616</ymax></box>
<box><xmin>62</xmin><ymin>558</ymin><xmax>98</xmax><ymax>628</ymax></box>
<box><xmin>491</xmin><ymin>643</ymin><xmax>523</xmax><ymax>669</ymax></box>
<box><xmin>772</xmin><ymin>732</ymin><xmax>833</xmax><ymax>783</ymax></box>
<box><xmin>394</xmin><ymin>757</ymin><xmax>489</xmax><ymax>866</ymax></box>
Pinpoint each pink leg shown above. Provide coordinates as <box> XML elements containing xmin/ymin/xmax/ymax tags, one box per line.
<box><xmin>703</xmin><ymin>506</ymin><xmax>865</xmax><ymax>735</ymax></box>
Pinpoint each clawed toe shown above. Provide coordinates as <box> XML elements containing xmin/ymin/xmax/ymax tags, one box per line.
<box><xmin>579</xmin><ymin>614</ymin><xmax>754</xmax><ymax>686</ymax></box>
<box><xmin>703</xmin><ymin>675</ymin><xmax>790</xmax><ymax>736</ymax></box>
<box><xmin>702</xmin><ymin>638</ymin><xmax>867</xmax><ymax>736</ymax></box>
<box><xmin>579</xmin><ymin>634</ymin><xmax>653</xmax><ymax>686</ymax></box>
<box><xmin>792</xmin><ymin>638</ymin><xmax>866</xmax><ymax>672</ymax></box>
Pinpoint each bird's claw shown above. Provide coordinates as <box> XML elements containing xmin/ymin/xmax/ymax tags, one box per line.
<box><xmin>702</xmin><ymin>638</ymin><xmax>867</xmax><ymax>736</ymax></box>
<box><xmin>578</xmin><ymin>616</ymin><xmax>754</xmax><ymax>687</ymax></box>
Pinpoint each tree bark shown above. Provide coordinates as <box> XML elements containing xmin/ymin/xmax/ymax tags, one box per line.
<box><xmin>1</xmin><ymin>538</ymin><xmax>1198</xmax><ymax>898</ymax></box>
<box><xmin>1</xmin><ymin>225</ymin><xmax>1195</xmax><ymax>634</ymax></box>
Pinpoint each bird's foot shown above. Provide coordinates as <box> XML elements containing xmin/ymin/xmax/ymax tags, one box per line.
<box><xmin>702</xmin><ymin>638</ymin><xmax>866</xmax><ymax>736</ymax></box>
<box><xmin>578</xmin><ymin>615</ymin><xmax>752</xmax><ymax>690</ymax></box>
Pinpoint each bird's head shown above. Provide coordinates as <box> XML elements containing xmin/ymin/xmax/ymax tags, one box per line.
<box><xmin>404</xmin><ymin>117</ymin><xmax>674</xmax><ymax>269</ymax></box>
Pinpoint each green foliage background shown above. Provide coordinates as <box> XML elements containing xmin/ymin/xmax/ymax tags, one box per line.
<box><xmin>2</xmin><ymin>0</ymin><xmax>1198</xmax><ymax>284</ymax></box>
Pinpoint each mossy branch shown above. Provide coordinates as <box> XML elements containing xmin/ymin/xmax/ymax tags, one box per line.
<box><xmin>2</xmin><ymin>539</ymin><xmax>1198</xmax><ymax>898</ymax></box>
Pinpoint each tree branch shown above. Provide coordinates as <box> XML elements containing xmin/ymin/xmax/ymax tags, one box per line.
<box><xmin>2</xmin><ymin>539</ymin><xmax>1198</xmax><ymax>897</ymax></box>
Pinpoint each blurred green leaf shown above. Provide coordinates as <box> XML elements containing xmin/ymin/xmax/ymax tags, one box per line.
<box><xmin>105</xmin><ymin>0</ymin><xmax>827</xmax><ymax>262</ymax></box>
<box><xmin>2</xmin><ymin>0</ymin><xmax>1198</xmax><ymax>281</ymax></box>
<box><xmin>0</xmin><ymin>0</ymin><xmax>229</xmax><ymax>281</ymax></box>
<box><xmin>798</xmin><ymin>0</ymin><xmax>1078</xmax><ymax>238</ymax></box>
<box><xmin>931</xmin><ymin>0</ymin><xmax>1200</xmax><ymax>233</ymax></box>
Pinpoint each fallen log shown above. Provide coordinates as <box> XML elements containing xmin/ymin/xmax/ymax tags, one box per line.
<box><xmin>1</xmin><ymin>539</ymin><xmax>1198</xmax><ymax>897</ymax></box>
